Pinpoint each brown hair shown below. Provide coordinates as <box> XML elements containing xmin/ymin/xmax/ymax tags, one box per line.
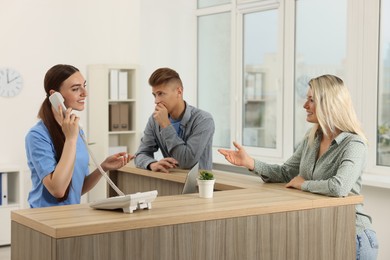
<box><xmin>38</xmin><ymin>64</ymin><xmax>79</xmax><ymax>201</ymax></box>
<box><xmin>148</xmin><ymin>67</ymin><xmax>183</xmax><ymax>87</ymax></box>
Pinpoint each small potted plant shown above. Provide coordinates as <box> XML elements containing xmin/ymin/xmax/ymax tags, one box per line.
<box><xmin>197</xmin><ymin>170</ymin><xmax>215</xmax><ymax>198</ymax></box>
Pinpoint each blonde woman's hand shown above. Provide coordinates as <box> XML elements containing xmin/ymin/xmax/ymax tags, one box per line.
<box><xmin>285</xmin><ymin>176</ymin><xmax>305</xmax><ymax>190</ymax></box>
<box><xmin>218</xmin><ymin>141</ymin><xmax>255</xmax><ymax>170</ymax></box>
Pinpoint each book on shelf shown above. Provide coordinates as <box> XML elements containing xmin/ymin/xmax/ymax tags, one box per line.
<box><xmin>0</xmin><ymin>173</ymin><xmax>7</xmax><ymax>205</ymax></box>
<box><xmin>118</xmin><ymin>71</ymin><xmax>128</xmax><ymax>100</ymax></box>
<box><xmin>119</xmin><ymin>103</ymin><xmax>129</xmax><ymax>131</ymax></box>
<box><xmin>109</xmin><ymin>103</ymin><xmax>121</xmax><ymax>131</ymax></box>
<box><xmin>110</xmin><ymin>69</ymin><xmax>119</xmax><ymax>100</ymax></box>
<box><xmin>109</xmin><ymin>103</ymin><xmax>129</xmax><ymax>131</ymax></box>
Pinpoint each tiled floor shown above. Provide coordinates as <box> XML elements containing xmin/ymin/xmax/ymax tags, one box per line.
<box><xmin>0</xmin><ymin>245</ymin><xmax>10</xmax><ymax>260</ymax></box>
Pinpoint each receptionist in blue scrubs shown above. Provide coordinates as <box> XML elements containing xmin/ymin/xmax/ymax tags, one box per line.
<box><xmin>25</xmin><ymin>64</ymin><xmax>133</xmax><ymax>208</ymax></box>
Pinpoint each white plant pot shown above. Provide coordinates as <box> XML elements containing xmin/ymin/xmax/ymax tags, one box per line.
<box><xmin>197</xmin><ymin>179</ymin><xmax>215</xmax><ymax>198</ymax></box>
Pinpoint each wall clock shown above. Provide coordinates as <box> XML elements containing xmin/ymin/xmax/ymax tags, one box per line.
<box><xmin>0</xmin><ymin>68</ymin><xmax>23</xmax><ymax>97</ymax></box>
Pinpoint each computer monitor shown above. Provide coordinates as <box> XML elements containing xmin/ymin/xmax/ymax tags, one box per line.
<box><xmin>182</xmin><ymin>163</ymin><xmax>199</xmax><ymax>194</ymax></box>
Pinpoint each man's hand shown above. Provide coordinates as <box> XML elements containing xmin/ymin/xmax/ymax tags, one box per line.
<box><xmin>149</xmin><ymin>158</ymin><xmax>179</xmax><ymax>173</ymax></box>
<box><xmin>153</xmin><ymin>103</ymin><xmax>170</xmax><ymax>128</ymax></box>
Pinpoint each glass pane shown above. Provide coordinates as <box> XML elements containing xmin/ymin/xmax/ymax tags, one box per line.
<box><xmin>377</xmin><ymin>0</ymin><xmax>390</xmax><ymax>166</ymax></box>
<box><xmin>198</xmin><ymin>12</ymin><xmax>231</xmax><ymax>148</ymax></box>
<box><xmin>242</xmin><ymin>10</ymin><xmax>278</xmax><ymax>149</ymax></box>
<box><xmin>294</xmin><ymin>0</ymin><xmax>347</xmax><ymax>147</ymax></box>
<box><xmin>198</xmin><ymin>0</ymin><xmax>231</xmax><ymax>9</ymax></box>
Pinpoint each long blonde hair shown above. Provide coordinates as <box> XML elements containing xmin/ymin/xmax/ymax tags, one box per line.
<box><xmin>307</xmin><ymin>75</ymin><xmax>367</xmax><ymax>144</ymax></box>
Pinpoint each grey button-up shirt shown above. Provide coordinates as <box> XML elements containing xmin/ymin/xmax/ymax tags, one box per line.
<box><xmin>135</xmin><ymin>102</ymin><xmax>215</xmax><ymax>170</ymax></box>
<box><xmin>253</xmin><ymin>131</ymin><xmax>372</xmax><ymax>234</ymax></box>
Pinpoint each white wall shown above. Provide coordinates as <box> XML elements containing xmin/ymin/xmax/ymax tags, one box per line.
<box><xmin>138</xmin><ymin>0</ymin><xmax>197</xmax><ymax>131</ymax></box>
<box><xmin>1</xmin><ymin>1</ymin><xmax>389</xmax><ymax>259</ymax></box>
<box><xmin>0</xmin><ymin>0</ymin><xmax>196</xmax><ymax>205</ymax></box>
<box><xmin>0</xmin><ymin>0</ymin><xmax>141</xmax><ymax>207</ymax></box>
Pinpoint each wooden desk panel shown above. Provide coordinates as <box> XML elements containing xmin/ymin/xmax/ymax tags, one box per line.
<box><xmin>11</xmin><ymin>165</ymin><xmax>361</xmax><ymax>260</ymax></box>
<box><xmin>12</xmin><ymin>205</ymin><xmax>355</xmax><ymax>260</ymax></box>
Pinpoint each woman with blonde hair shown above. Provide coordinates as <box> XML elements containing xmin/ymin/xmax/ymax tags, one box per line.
<box><xmin>219</xmin><ymin>74</ymin><xmax>378</xmax><ymax>259</ymax></box>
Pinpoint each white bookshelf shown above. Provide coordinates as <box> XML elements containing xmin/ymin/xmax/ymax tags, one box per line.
<box><xmin>0</xmin><ymin>165</ymin><xmax>20</xmax><ymax>245</ymax></box>
<box><xmin>87</xmin><ymin>64</ymin><xmax>139</xmax><ymax>201</ymax></box>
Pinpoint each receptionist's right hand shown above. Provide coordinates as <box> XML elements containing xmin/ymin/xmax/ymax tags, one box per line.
<box><xmin>61</xmin><ymin>109</ymin><xmax>80</xmax><ymax>142</ymax></box>
<box><xmin>149</xmin><ymin>158</ymin><xmax>178</xmax><ymax>173</ymax></box>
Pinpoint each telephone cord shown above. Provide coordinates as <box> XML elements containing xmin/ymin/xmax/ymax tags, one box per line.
<box><xmin>79</xmin><ymin>129</ymin><xmax>125</xmax><ymax>196</ymax></box>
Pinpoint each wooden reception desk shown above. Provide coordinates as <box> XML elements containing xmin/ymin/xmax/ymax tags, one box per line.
<box><xmin>11</xmin><ymin>164</ymin><xmax>362</xmax><ymax>260</ymax></box>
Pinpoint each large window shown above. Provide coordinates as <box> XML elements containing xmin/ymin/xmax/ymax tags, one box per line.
<box><xmin>198</xmin><ymin>12</ymin><xmax>231</xmax><ymax>148</ymax></box>
<box><xmin>294</xmin><ymin>0</ymin><xmax>347</xmax><ymax>146</ymax></box>
<box><xmin>378</xmin><ymin>0</ymin><xmax>390</xmax><ymax>166</ymax></box>
<box><xmin>197</xmin><ymin>0</ymin><xmax>390</xmax><ymax>174</ymax></box>
<box><xmin>242</xmin><ymin>9</ymin><xmax>279</xmax><ymax>149</ymax></box>
<box><xmin>197</xmin><ymin>2</ymin><xmax>282</xmax><ymax>162</ymax></box>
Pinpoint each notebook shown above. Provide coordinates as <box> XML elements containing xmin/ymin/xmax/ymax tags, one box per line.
<box><xmin>182</xmin><ymin>163</ymin><xmax>199</xmax><ymax>194</ymax></box>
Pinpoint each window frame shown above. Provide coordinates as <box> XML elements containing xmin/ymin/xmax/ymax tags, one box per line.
<box><xmin>236</xmin><ymin>2</ymin><xmax>285</xmax><ymax>160</ymax></box>
<box><xmin>196</xmin><ymin>0</ymin><xmax>390</xmax><ymax>182</ymax></box>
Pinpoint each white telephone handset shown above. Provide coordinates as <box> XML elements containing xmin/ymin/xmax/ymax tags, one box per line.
<box><xmin>48</xmin><ymin>92</ymin><xmax>125</xmax><ymax>196</ymax></box>
<box><xmin>49</xmin><ymin>92</ymin><xmax>67</xmax><ymax>117</ymax></box>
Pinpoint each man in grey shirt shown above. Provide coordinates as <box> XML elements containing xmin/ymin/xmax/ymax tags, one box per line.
<box><xmin>135</xmin><ymin>67</ymin><xmax>215</xmax><ymax>172</ymax></box>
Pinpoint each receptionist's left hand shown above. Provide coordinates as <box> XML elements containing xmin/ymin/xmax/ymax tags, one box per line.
<box><xmin>101</xmin><ymin>152</ymin><xmax>135</xmax><ymax>171</ymax></box>
<box><xmin>285</xmin><ymin>175</ymin><xmax>305</xmax><ymax>190</ymax></box>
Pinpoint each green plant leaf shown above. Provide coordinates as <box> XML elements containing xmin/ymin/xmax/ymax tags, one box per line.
<box><xmin>199</xmin><ymin>170</ymin><xmax>214</xmax><ymax>180</ymax></box>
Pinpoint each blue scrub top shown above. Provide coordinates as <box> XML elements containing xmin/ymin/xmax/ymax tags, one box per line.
<box><xmin>25</xmin><ymin>121</ymin><xmax>89</xmax><ymax>208</ymax></box>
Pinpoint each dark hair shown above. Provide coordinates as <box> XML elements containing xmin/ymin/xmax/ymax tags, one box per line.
<box><xmin>148</xmin><ymin>67</ymin><xmax>183</xmax><ymax>87</ymax></box>
<box><xmin>38</xmin><ymin>64</ymin><xmax>79</xmax><ymax>202</ymax></box>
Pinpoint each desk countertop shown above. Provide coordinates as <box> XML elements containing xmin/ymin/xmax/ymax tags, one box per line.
<box><xmin>11</xmin><ymin>165</ymin><xmax>363</xmax><ymax>239</ymax></box>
